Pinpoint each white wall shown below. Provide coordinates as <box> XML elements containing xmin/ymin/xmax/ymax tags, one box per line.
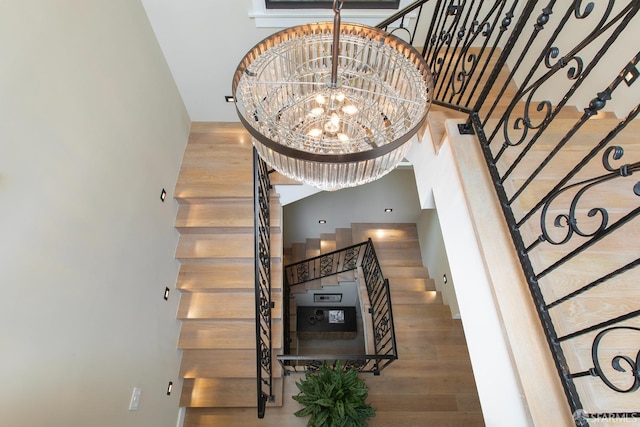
<box><xmin>141</xmin><ymin>0</ymin><xmax>419</xmax><ymax>121</ymax></box>
<box><xmin>0</xmin><ymin>2</ymin><xmax>190</xmax><ymax>427</ymax></box>
<box><xmin>406</xmin><ymin>124</ymin><xmax>530</xmax><ymax>427</ymax></box>
<box><xmin>416</xmin><ymin>209</ymin><xmax>460</xmax><ymax>318</ymax></box>
<box><xmin>141</xmin><ymin>0</ymin><xmax>281</xmax><ymax>122</ymax></box>
<box><xmin>282</xmin><ymin>168</ymin><xmax>422</xmax><ymax>246</ymax></box>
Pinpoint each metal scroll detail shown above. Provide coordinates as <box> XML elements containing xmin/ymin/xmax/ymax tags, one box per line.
<box><xmin>590</xmin><ymin>327</ymin><xmax>640</xmax><ymax>393</ymax></box>
<box><xmin>534</xmin><ymin>146</ymin><xmax>640</xmax><ymax>249</ymax></box>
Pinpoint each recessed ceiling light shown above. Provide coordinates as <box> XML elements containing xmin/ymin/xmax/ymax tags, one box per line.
<box><xmin>164</xmin><ymin>287</ymin><xmax>170</xmax><ymax>301</ymax></box>
<box><xmin>166</xmin><ymin>381</ymin><xmax>173</xmax><ymax>395</ymax></box>
<box><xmin>318</xmin><ymin>220</ymin><xmax>327</xmax><ymax>224</ymax></box>
<box><xmin>160</xmin><ymin>188</ymin><xmax>167</xmax><ymax>202</ymax></box>
<box><xmin>384</xmin><ymin>208</ymin><xmax>393</xmax><ymax>213</ymax></box>
<box><xmin>225</xmin><ymin>95</ymin><xmax>235</xmax><ymax>103</ymax></box>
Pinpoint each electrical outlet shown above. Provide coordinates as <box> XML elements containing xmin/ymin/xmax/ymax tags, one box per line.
<box><xmin>129</xmin><ymin>387</ymin><xmax>142</xmax><ymax>411</ymax></box>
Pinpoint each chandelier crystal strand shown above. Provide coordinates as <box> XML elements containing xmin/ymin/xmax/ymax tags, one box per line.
<box><xmin>232</xmin><ymin>1</ymin><xmax>433</xmax><ymax>191</ymax></box>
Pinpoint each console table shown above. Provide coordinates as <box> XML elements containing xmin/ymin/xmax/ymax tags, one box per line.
<box><xmin>296</xmin><ymin>306</ymin><xmax>357</xmax><ymax>340</ymax></box>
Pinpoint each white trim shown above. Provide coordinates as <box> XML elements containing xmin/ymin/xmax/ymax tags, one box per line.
<box><xmin>176</xmin><ymin>407</ymin><xmax>185</xmax><ymax>427</ymax></box>
<box><xmin>250</xmin><ymin>0</ymin><xmax>414</xmax><ymax>27</ymax></box>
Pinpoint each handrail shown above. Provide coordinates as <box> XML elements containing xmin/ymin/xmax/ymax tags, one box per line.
<box><xmin>279</xmin><ymin>238</ymin><xmax>398</xmax><ymax>375</ymax></box>
<box><xmin>376</xmin><ymin>0</ymin><xmax>640</xmax><ymax>424</ymax></box>
<box><xmin>253</xmin><ymin>148</ymin><xmax>274</xmax><ymax>418</ymax></box>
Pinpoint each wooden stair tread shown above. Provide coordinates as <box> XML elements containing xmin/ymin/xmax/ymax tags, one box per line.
<box><xmin>176</xmin><ymin>232</ymin><xmax>282</xmax><ymax>260</ymax></box>
<box><xmin>390</xmin><ymin>290</ymin><xmax>442</xmax><ymax>305</ymax></box>
<box><xmin>175</xmin><ymin>198</ymin><xmax>281</xmax><ymax>233</ymax></box>
<box><xmin>320</xmin><ymin>233</ymin><xmax>336</xmax><ymax>254</ymax></box>
<box><xmin>177</xmin><ymin>262</ymin><xmax>282</xmax><ymax>292</ymax></box>
<box><xmin>180</xmin><ymin>377</ymin><xmax>283</xmax><ymax>408</ymax></box>
<box><xmin>180</xmin><ymin>349</ymin><xmax>282</xmax><ymax>378</ymax></box>
<box><xmin>178</xmin><ymin>319</ymin><xmax>283</xmax><ymax>350</ymax></box>
<box><xmin>335</xmin><ymin>227</ymin><xmax>353</xmax><ymax>249</ymax></box>
<box><xmin>270</xmin><ymin>172</ymin><xmax>302</xmax><ymax>185</ymax></box>
<box><xmin>389</xmin><ymin>277</ymin><xmax>436</xmax><ymax>291</ymax></box>
<box><xmin>368</xmin><ymin>411</ymin><xmax>484</xmax><ymax>426</ymax></box>
<box><xmin>175</xmin><ymin>124</ymin><xmax>254</xmax><ymax>200</ymax></box>
<box><xmin>390</xmin><ymin>303</ymin><xmax>453</xmax><ymax>319</ymax></box>
<box><xmin>305</xmin><ymin>238</ymin><xmax>320</xmax><ymax>259</ymax></box>
<box><xmin>380</xmin><ymin>266</ymin><xmax>430</xmax><ymax>278</ymax></box>
<box><xmin>177</xmin><ymin>291</ymin><xmax>283</xmax><ymax>320</ymax></box>
<box><xmin>183</xmin><ymin>407</ymin><xmax>307</xmax><ymax>427</ymax></box>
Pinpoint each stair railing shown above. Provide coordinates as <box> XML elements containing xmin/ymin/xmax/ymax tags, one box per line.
<box><xmin>277</xmin><ymin>238</ymin><xmax>398</xmax><ymax>375</ymax></box>
<box><xmin>378</xmin><ymin>1</ymin><xmax>640</xmax><ymax>424</ymax></box>
<box><xmin>253</xmin><ymin>148</ymin><xmax>274</xmax><ymax>418</ymax></box>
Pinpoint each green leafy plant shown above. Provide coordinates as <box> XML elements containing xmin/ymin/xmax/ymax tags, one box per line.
<box><xmin>292</xmin><ymin>361</ymin><xmax>376</xmax><ymax>427</ymax></box>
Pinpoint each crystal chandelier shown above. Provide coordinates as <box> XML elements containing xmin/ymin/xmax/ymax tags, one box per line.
<box><xmin>232</xmin><ymin>0</ymin><xmax>433</xmax><ymax>191</ymax></box>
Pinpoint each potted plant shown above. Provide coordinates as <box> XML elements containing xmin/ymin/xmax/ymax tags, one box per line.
<box><xmin>292</xmin><ymin>361</ymin><xmax>376</xmax><ymax>426</ymax></box>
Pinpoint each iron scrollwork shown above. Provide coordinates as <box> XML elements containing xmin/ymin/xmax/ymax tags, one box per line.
<box><xmin>590</xmin><ymin>327</ymin><xmax>640</xmax><ymax>393</ymax></box>
<box><xmin>497</xmin><ymin>1</ymin><xmax>619</xmax><ymax>151</ymax></box>
<box><xmin>535</xmin><ymin>146</ymin><xmax>639</xmax><ymax>248</ymax></box>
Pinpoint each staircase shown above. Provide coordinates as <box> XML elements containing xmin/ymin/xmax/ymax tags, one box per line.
<box><xmin>284</xmin><ymin>223</ymin><xmax>485</xmax><ymax>426</ymax></box>
<box><xmin>173</xmin><ymin>122</ymin><xmax>285</xmax><ymax>425</ymax></box>
<box><xmin>172</xmin><ymin>122</ymin><xmax>484</xmax><ymax>425</ymax></box>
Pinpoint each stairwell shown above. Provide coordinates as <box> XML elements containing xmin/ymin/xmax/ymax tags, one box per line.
<box><xmin>173</xmin><ymin>123</ymin><xmax>285</xmax><ymax>424</ymax></box>
<box><xmin>172</xmin><ymin>122</ymin><xmax>485</xmax><ymax>425</ymax></box>
<box><xmin>284</xmin><ymin>223</ymin><xmax>485</xmax><ymax>426</ymax></box>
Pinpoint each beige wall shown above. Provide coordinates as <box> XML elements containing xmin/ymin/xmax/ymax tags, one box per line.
<box><xmin>0</xmin><ymin>1</ymin><xmax>190</xmax><ymax>426</ymax></box>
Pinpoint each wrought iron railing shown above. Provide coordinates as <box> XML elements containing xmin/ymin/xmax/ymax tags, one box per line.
<box><xmin>277</xmin><ymin>239</ymin><xmax>398</xmax><ymax>375</ymax></box>
<box><xmin>378</xmin><ymin>1</ymin><xmax>640</xmax><ymax>425</ymax></box>
<box><xmin>253</xmin><ymin>148</ymin><xmax>274</xmax><ymax>418</ymax></box>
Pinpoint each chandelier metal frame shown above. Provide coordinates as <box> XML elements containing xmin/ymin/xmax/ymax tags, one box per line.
<box><xmin>232</xmin><ymin>0</ymin><xmax>433</xmax><ymax>191</ymax></box>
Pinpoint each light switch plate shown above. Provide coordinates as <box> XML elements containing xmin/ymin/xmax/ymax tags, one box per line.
<box><xmin>129</xmin><ymin>387</ymin><xmax>142</xmax><ymax>411</ymax></box>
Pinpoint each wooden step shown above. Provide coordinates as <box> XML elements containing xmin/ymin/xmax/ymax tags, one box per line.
<box><xmin>335</xmin><ymin>227</ymin><xmax>353</xmax><ymax>249</ymax></box>
<box><xmin>178</xmin><ymin>319</ymin><xmax>283</xmax><ymax>350</ymax></box>
<box><xmin>320</xmin><ymin>233</ymin><xmax>336</xmax><ymax>253</ymax></box>
<box><xmin>390</xmin><ymin>290</ymin><xmax>442</xmax><ymax>305</ymax></box>
<box><xmin>177</xmin><ymin>291</ymin><xmax>283</xmax><ymax>320</ymax></box>
<box><xmin>183</xmin><ymin>407</ymin><xmax>307</xmax><ymax>427</ymax></box>
<box><xmin>382</xmin><ymin>266</ymin><xmax>430</xmax><ymax>278</ymax></box>
<box><xmin>365</xmin><ymin>371</ymin><xmax>479</xmax><ymax>395</ymax></box>
<box><xmin>183</xmin><ymin>373</ymin><xmax>309</xmax><ymax>426</ymax></box>
<box><xmin>176</xmin><ymin>231</ymin><xmax>282</xmax><ymax>261</ymax></box>
<box><xmin>290</xmin><ymin>242</ymin><xmax>306</xmax><ymax>263</ymax></box>
<box><xmin>180</xmin><ymin>377</ymin><xmax>283</xmax><ymax>407</ymax></box>
<box><xmin>305</xmin><ymin>238</ymin><xmax>320</xmax><ymax>259</ymax></box>
<box><xmin>179</xmin><ymin>349</ymin><xmax>282</xmax><ymax>378</ymax></box>
<box><xmin>174</xmin><ymin>123</ymin><xmax>254</xmax><ymax>201</ymax></box>
<box><xmin>270</xmin><ymin>171</ymin><xmax>302</xmax><ymax>185</ymax></box>
<box><xmin>175</xmin><ymin>198</ymin><xmax>282</xmax><ymax>233</ymax></box>
<box><xmin>388</xmin><ymin>277</ymin><xmax>436</xmax><ymax>292</ymax></box>
<box><xmin>391</xmin><ymin>303</ymin><xmax>453</xmax><ymax>319</ymax></box>
<box><xmin>393</xmin><ymin>316</ymin><xmax>456</xmax><ymax>331</ymax></box>
<box><xmin>177</xmin><ymin>262</ymin><xmax>282</xmax><ymax>292</ymax></box>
